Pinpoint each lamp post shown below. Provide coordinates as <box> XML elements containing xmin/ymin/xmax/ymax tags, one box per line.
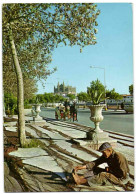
<box><xmin>90</xmin><ymin>66</ymin><xmax>107</xmax><ymax>110</ymax></box>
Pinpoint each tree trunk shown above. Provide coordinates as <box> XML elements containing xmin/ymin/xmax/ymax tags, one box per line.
<box><xmin>8</xmin><ymin>24</ymin><xmax>26</xmax><ymax>147</ymax></box>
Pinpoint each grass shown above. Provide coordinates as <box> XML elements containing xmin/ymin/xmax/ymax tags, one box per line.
<box><xmin>23</xmin><ymin>139</ymin><xmax>44</xmax><ymax>148</ymax></box>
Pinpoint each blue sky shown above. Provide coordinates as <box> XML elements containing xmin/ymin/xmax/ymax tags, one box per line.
<box><xmin>36</xmin><ymin>3</ymin><xmax>132</xmax><ymax>94</ymax></box>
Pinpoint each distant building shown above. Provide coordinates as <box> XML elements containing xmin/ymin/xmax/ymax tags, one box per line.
<box><xmin>107</xmin><ymin>94</ymin><xmax>133</xmax><ymax>104</ymax></box>
<box><xmin>54</xmin><ymin>82</ymin><xmax>76</xmax><ymax>96</ymax></box>
<box><xmin>121</xmin><ymin>94</ymin><xmax>133</xmax><ymax>103</ymax></box>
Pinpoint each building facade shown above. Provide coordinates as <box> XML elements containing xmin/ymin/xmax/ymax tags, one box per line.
<box><xmin>107</xmin><ymin>94</ymin><xmax>133</xmax><ymax>104</ymax></box>
<box><xmin>54</xmin><ymin>82</ymin><xmax>76</xmax><ymax>96</ymax></box>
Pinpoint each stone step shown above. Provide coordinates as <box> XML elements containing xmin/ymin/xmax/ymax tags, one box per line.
<box><xmin>115</xmin><ymin>143</ymin><xmax>134</xmax><ymax>165</ymax></box>
<box><xmin>27</xmin><ymin>124</ymin><xmax>134</xmax><ymax>165</ymax></box>
<box><xmin>4</xmin><ymin>126</ymin><xmax>17</xmax><ymax>132</ymax></box>
<box><xmin>4</xmin><ymin>118</ymin><xmax>134</xmax><ymax>192</ymax></box>
<box><xmin>45</xmin><ymin>119</ymin><xmax>90</xmax><ymax>132</ymax></box>
<box><xmin>4</xmin><ymin>122</ymin><xmax>17</xmax><ymax>127</ymax></box>
<box><xmin>9</xmin><ymin>148</ymin><xmax>67</xmax><ymax>181</ymax></box>
<box><xmin>51</xmin><ymin>148</ymin><xmax>83</xmax><ymax>164</ymax></box>
<box><xmin>29</xmin><ymin>124</ymin><xmax>68</xmax><ymax>140</ymax></box>
<box><xmin>103</xmin><ymin>129</ymin><xmax>134</xmax><ymax>139</ymax></box>
<box><xmin>45</xmin><ymin>119</ymin><xmax>134</xmax><ymax>145</ymax></box>
<box><xmin>28</xmin><ymin>125</ymin><xmax>96</xmax><ymax>162</ymax></box>
<box><xmin>108</xmin><ymin>134</ymin><xmax>134</xmax><ymax>143</ymax></box>
<box><xmin>27</xmin><ymin>125</ymin><xmax>133</xmax><ymax>177</ymax></box>
<box><xmin>44</xmin><ymin>122</ymin><xmax>86</xmax><ymax>139</ymax></box>
<box><xmin>19</xmin><ymin>165</ymin><xmax>72</xmax><ymax>192</ymax></box>
<box><xmin>116</xmin><ymin>139</ymin><xmax>134</xmax><ymax>148</ymax></box>
<box><xmin>26</xmin><ymin>124</ymin><xmax>134</xmax><ymax>180</ymax></box>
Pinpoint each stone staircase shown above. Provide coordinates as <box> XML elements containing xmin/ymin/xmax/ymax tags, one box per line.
<box><xmin>4</xmin><ymin>118</ymin><xmax>134</xmax><ymax>192</ymax></box>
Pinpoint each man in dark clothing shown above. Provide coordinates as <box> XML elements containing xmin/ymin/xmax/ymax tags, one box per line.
<box><xmin>72</xmin><ymin>142</ymin><xmax>130</xmax><ymax>188</ymax></box>
<box><xmin>70</xmin><ymin>102</ymin><xmax>77</xmax><ymax>121</ymax></box>
<box><xmin>64</xmin><ymin>99</ymin><xmax>70</xmax><ymax>109</ymax></box>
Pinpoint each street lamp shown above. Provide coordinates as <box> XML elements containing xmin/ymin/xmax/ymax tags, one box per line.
<box><xmin>90</xmin><ymin>66</ymin><xmax>107</xmax><ymax>110</ymax></box>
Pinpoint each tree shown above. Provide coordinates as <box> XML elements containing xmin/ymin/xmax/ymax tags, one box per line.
<box><xmin>36</xmin><ymin>94</ymin><xmax>45</xmax><ymax>103</ymax></box>
<box><xmin>4</xmin><ymin>92</ymin><xmax>17</xmax><ymax>115</ymax></box>
<box><xmin>106</xmin><ymin>88</ymin><xmax>122</xmax><ymax>101</ymax></box>
<box><xmin>43</xmin><ymin>93</ymin><xmax>54</xmax><ymax>103</ymax></box>
<box><xmin>129</xmin><ymin>84</ymin><xmax>133</xmax><ymax>95</ymax></box>
<box><xmin>3</xmin><ymin>66</ymin><xmax>38</xmax><ymax>100</ymax></box>
<box><xmin>54</xmin><ymin>94</ymin><xmax>62</xmax><ymax>103</ymax></box>
<box><xmin>77</xmin><ymin>92</ymin><xmax>89</xmax><ymax>102</ymax></box>
<box><xmin>67</xmin><ymin>94</ymin><xmax>76</xmax><ymax>101</ymax></box>
<box><xmin>87</xmin><ymin>79</ymin><xmax>105</xmax><ymax>104</ymax></box>
<box><xmin>3</xmin><ymin>3</ymin><xmax>100</xmax><ymax>147</ymax></box>
<box><xmin>106</xmin><ymin>89</ymin><xmax>123</xmax><ymax>109</ymax></box>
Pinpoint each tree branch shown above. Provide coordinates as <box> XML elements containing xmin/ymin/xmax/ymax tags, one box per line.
<box><xmin>9</xmin><ymin>4</ymin><xmax>42</xmax><ymax>23</ymax></box>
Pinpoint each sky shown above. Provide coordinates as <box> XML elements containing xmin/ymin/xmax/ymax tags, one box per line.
<box><xmin>37</xmin><ymin>3</ymin><xmax>133</xmax><ymax>95</ymax></box>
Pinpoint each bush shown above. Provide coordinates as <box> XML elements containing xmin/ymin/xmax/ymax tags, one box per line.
<box><xmin>24</xmin><ymin>99</ymin><xmax>32</xmax><ymax>109</ymax></box>
<box><xmin>24</xmin><ymin>104</ymin><xmax>32</xmax><ymax>109</ymax></box>
<box><xmin>4</xmin><ymin>93</ymin><xmax>18</xmax><ymax>115</ymax></box>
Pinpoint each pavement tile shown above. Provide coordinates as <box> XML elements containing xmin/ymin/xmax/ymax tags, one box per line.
<box><xmin>9</xmin><ymin>148</ymin><xmax>48</xmax><ymax>158</ymax></box>
<box><xmin>5</xmin><ymin>126</ymin><xmax>17</xmax><ymax>132</ymax></box>
<box><xmin>45</xmin><ymin>122</ymin><xmax>86</xmax><ymax>138</ymax></box>
<box><xmin>4</xmin><ymin>122</ymin><xmax>17</xmax><ymax>127</ymax></box>
<box><xmin>23</xmin><ymin>156</ymin><xmax>66</xmax><ymax>180</ymax></box>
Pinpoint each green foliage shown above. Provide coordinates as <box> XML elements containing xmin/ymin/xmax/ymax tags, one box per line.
<box><xmin>3</xmin><ymin>3</ymin><xmax>100</xmax><ymax>89</ymax></box>
<box><xmin>28</xmin><ymin>93</ymin><xmax>66</xmax><ymax>104</ymax></box>
<box><xmin>4</xmin><ymin>92</ymin><xmax>17</xmax><ymax>115</ymax></box>
<box><xmin>106</xmin><ymin>88</ymin><xmax>122</xmax><ymax>101</ymax></box>
<box><xmin>36</xmin><ymin>94</ymin><xmax>44</xmax><ymax>103</ymax></box>
<box><xmin>77</xmin><ymin>92</ymin><xmax>89</xmax><ymax>102</ymax></box>
<box><xmin>87</xmin><ymin>79</ymin><xmax>105</xmax><ymax>105</ymax></box>
<box><xmin>67</xmin><ymin>94</ymin><xmax>75</xmax><ymax>101</ymax></box>
<box><xmin>23</xmin><ymin>139</ymin><xmax>44</xmax><ymax>148</ymax></box>
<box><xmin>24</xmin><ymin>99</ymin><xmax>32</xmax><ymax>109</ymax></box>
<box><xmin>43</xmin><ymin>93</ymin><xmax>65</xmax><ymax>103</ymax></box>
<box><xmin>56</xmin><ymin>95</ymin><xmax>65</xmax><ymax>103</ymax></box>
<box><xmin>54</xmin><ymin>94</ymin><xmax>62</xmax><ymax>102</ymax></box>
<box><xmin>3</xmin><ymin>55</ymin><xmax>38</xmax><ymax>98</ymax></box>
<box><xmin>3</xmin><ymin>4</ymin><xmax>100</xmax><ymax>145</ymax></box>
<box><xmin>28</xmin><ymin>96</ymin><xmax>37</xmax><ymax>104</ymax></box>
<box><xmin>129</xmin><ymin>84</ymin><xmax>133</xmax><ymax>95</ymax></box>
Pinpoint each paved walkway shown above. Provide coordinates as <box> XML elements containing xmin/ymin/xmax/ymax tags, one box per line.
<box><xmin>4</xmin><ymin>116</ymin><xmax>134</xmax><ymax>192</ymax></box>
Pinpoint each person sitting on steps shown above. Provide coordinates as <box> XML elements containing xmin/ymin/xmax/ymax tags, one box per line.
<box><xmin>71</xmin><ymin>142</ymin><xmax>133</xmax><ymax>190</ymax></box>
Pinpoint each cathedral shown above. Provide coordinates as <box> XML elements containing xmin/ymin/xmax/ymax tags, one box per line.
<box><xmin>54</xmin><ymin>82</ymin><xmax>76</xmax><ymax>96</ymax></box>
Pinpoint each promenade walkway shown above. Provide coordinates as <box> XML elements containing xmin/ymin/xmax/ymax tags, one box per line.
<box><xmin>4</xmin><ymin>116</ymin><xmax>134</xmax><ymax>192</ymax></box>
